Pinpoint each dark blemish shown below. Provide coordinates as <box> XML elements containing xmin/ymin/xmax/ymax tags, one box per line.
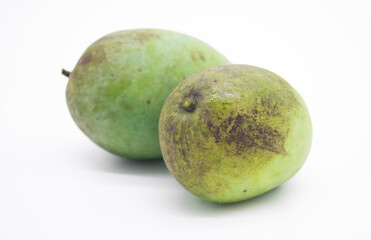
<box><xmin>111</xmin><ymin>74</ymin><xmax>114</xmax><ymax>77</ymax></box>
<box><xmin>226</xmin><ymin>113</ymin><xmax>245</xmax><ymax>145</ymax></box>
<box><xmin>191</xmin><ymin>51</ymin><xmax>205</xmax><ymax>62</ymax></box>
<box><xmin>147</xmin><ymin>100</ymin><xmax>151</xmax><ymax>104</ymax></box>
<box><xmin>214</xmin><ymin>80</ymin><xmax>218</xmax><ymax>83</ymax></box>
<box><xmin>160</xmin><ymin>115</ymin><xmax>180</xmax><ymax>174</ymax></box>
<box><xmin>228</xmin><ymin>116</ymin><xmax>233</xmax><ymax>125</ymax></box>
<box><xmin>206</xmin><ymin>121</ymin><xmax>220</xmax><ymax>143</ymax></box>
<box><xmin>188</xmin><ymin>87</ymin><xmax>202</xmax><ymax>99</ymax></box>
<box><xmin>214</xmin><ymin>128</ymin><xmax>220</xmax><ymax>143</ymax></box>
<box><xmin>79</xmin><ymin>54</ymin><xmax>93</xmax><ymax>65</ymax></box>
<box><xmin>243</xmin><ymin>189</ymin><xmax>247</xmax><ymax>193</ymax></box>
<box><xmin>207</xmin><ymin>110</ymin><xmax>286</xmax><ymax>155</ymax></box>
<box><xmin>164</xmin><ymin>116</ymin><xmax>177</xmax><ymax>138</ymax></box>
<box><xmin>198</xmin><ymin>109</ymin><xmax>210</xmax><ymax>122</ymax></box>
<box><xmin>138</xmin><ymin>68</ymin><xmax>142</xmax><ymax>72</ymax></box>
<box><xmin>165</xmin><ymin>147</ymin><xmax>176</xmax><ymax>171</ymax></box>
<box><xmin>129</xmin><ymin>31</ymin><xmax>161</xmax><ymax>42</ymax></box>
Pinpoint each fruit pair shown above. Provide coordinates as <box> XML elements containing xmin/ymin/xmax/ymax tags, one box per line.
<box><xmin>64</xmin><ymin>29</ymin><xmax>312</xmax><ymax>203</ymax></box>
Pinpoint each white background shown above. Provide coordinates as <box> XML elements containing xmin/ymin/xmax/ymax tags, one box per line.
<box><xmin>1</xmin><ymin>0</ymin><xmax>370</xmax><ymax>239</ymax></box>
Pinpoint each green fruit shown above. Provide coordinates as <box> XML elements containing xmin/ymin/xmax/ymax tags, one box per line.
<box><xmin>65</xmin><ymin>29</ymin><xmax>230</xmax><ymax>159</ymax></box>
<box><xmin>159</xmin><ymin>64</ymin><xmax>312</xmax><ymax>203</ymax></box>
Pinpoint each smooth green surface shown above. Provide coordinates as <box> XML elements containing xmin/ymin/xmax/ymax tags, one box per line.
<box><xmin>159</xmin><ymin>65</ymin><xmax>312</xmax><ymax>203</ymax></box>
<box><xmin>66</xmin><ymin>29</ymin><xmax>230</xmax><ymax>159</ymax></box>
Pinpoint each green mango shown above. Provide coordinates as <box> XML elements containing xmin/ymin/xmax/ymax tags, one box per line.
<box><xmin>159</xmin><ymin>65</ymin><xmax>312</xmax><ymax>203</ymax></box>
<box><xmin>65</xmin><ymin>29</ymin><xmax>230</xmax><ymax>159</ymax></box>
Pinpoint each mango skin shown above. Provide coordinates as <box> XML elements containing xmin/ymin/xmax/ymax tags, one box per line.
<box><xmin>66</xmin><ymin>29</ymin><xmax>230</xmax><ymax>159</ymax></box>
<box><xmin>159</xmin><ymin>65</ymin><xmax>312</xmax><ymax>203</ymax></box>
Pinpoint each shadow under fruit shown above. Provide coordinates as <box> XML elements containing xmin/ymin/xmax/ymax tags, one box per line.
<box><xmin>159</xmin><ymin>64</ymin><xmax>312</xmax><ymax>203</ymax></box>
<box><xmin>64</xmin><ymin>29</ymin><xmax>230</xmax><ymax>159</ymax></box>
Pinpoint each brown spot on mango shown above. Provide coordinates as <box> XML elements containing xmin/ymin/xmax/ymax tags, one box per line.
<box><xmin>79</xmin><ymin>54</ymin><xmax>93</xmax><ymax>65</ymax></box>
<box><xmin>128</xmin><ymin>31</ymin><xmax>161</xmax><ymax>42</ymax></box>
<box><xmin>190</xmin><ymin>51</ymin><xmax>206</xmax><ymax>62</ymax></box>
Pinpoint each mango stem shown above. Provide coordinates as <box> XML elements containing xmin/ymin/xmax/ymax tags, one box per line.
<box><xmin>182</xmin><ymin>97</ymin><xmax>196</xmax><ymax>112</ymax></box>
<box><xmin>62</xmin><ymin>69</ymin><xmax>71</xmax><ymax>78</ymax></box>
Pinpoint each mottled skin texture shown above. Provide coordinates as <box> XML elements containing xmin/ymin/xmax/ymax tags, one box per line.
<box><xmin>66</xmin><ymin>29</ymin><xmax>230</xmax><ymax>159</ymax></box>
<box><xmin>159</xmin><ymin>65</ymin><xmax>312</xmax><ymax>203</ymax></box>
